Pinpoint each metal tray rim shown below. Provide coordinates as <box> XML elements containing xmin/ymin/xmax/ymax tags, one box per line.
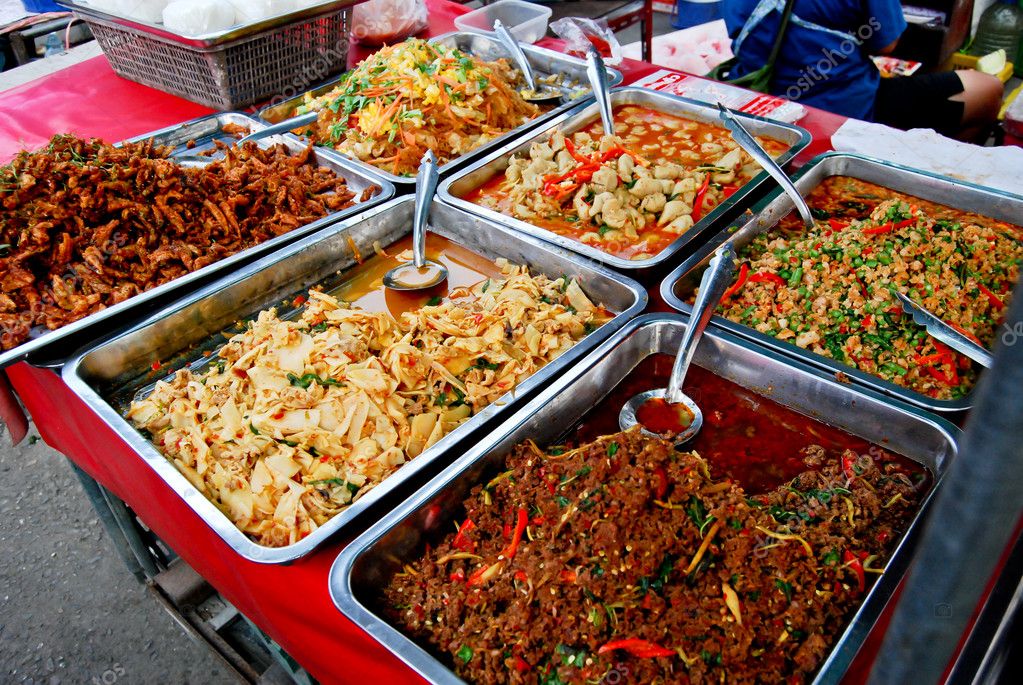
<box><xmin>436</xmin><ymin>86</ymin><xmax>812</xmax><ymax>271</ymax></box>
<box><xmin>0</xmin><ymin>111</ymin><xmax>395</xmax><ymax>371</ymax></box>
<box><xmin>329</xmin><ymin>311</ymin><xmax>962</xmax><ymax>684</ymax></box>
<box><xmin>60</xmin><ymin>195</ymin><xmax>648</xmax><ymax>564</ymax></box>
<box><xmin>659</xmin><ymin>150</ymin><xmax>1022</xmax><ymax>413</ymax></box>
<box><xmin>256</xmin><ymin>32</ymin><xmax>624</xmax><ymax>185</ymax></box>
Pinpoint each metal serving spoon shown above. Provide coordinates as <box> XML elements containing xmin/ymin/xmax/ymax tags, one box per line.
<box><xmin>382</xmin><ymin>151</ymin><xmax>448</xmax><ymax>291</ymax></box>
<box><xmin>586</xmin><ymin>47</ymin><xmax>615</xmax><ymax>136</ymax></box>
<box><xmin>233</xmin><ymin>111</ymin><xmax>320</xmax><ymax>146</ymax></box>
<box><xmin>619</xmin><ymin>244</ymin><xmax>736</xmax><ymax>442</ymax></box>
<box><xmin>895</xmin><ymin>291</ymin><xmax>994</xmax><ymax>367</ymax></box>
<box><xmin>716</xmin><ymin>102</ymin><xmax>813</xmax><ymax>229</ymax></box>
<box><xmin>492</xmin><ymin>20</ymin><xmax>563</xmax><ymax>105</ymax></box>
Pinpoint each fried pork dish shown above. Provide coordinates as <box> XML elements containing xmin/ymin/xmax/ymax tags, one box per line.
<box><xmin>715</xmin><ymin>190</ymin><xmax>1022</xmax><ymax>400</ymax></box>
<box><xmin>466</xmin><ymin>105</ymin><xmax>788</xmax><ymax>260</ymax></box>
<box><xmin>383</xmin><ymin>428</ymin><xmax>920</xmax><ymax>684</ymax></box>
<box><xmin>0</xmin><ymin>134</ymin><xmax>369</xmax><ymax>350</ymax></box>
<box><xmin>293</xmin><ymin>39</ymin><xmax>541</xmax><ymax>176</ymax></box>
<box><xmin>127</xmin><ymin>264</ymin><xmax>608</xmax><ymax>547</ymax></box>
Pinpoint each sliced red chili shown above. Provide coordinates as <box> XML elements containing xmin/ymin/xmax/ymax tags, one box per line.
<box><xmin>722</xmin><ymin>262</ymin><xmax>750</xmax><ymax>300</ymax></box>
<box><xmin>691</xmin><ymin>174</ymin><xmax>712</xmax><ymax>222</ymax></box>
<box><xmin>748</xmin><ymin>271</ymin><xmax>786</xmax><ymax>286</ymax></box>
<box><xmin>452</xmin><ymin>519</ymin><xmax>476</xmax><ymax>552</ymax></box>
<box><xmin>843</xmin><ymin>549</ymin><xmax>866</xmax><ymax>593</ymax></box>
<box><xmin>828</xmin><ymin>218</ymin><xmax>849</xmax><ymax>231</ymax></box>
<box><xmin>597</xmin><ymin>638</ymin><xmax>675</xmax><ymax>659</ymax></box>
<box><xmin>978</xmin><ymin>283</ymin><xmax>1004</xmax><ymax>310</ymax></box>
<box><xmin>499</xmin><ymin>508</ymin><xmax>528</xmax><ymax>561</ymax></box>
<box><xmin>653</xmin><ymin>466</ymin><xmax>669</xmax><ymax>500</ymax></box>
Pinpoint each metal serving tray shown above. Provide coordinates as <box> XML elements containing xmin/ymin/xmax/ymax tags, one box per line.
<box><xmin>331</xmin><ymin>312</ymin><xmax>960</xmax><ymax>685</ymax></box>
<box><xmin>0</xmin><ymin>112</ymin><xmax>393</xmax><ymax>371</ymax></box>
<box><xmin>661</xmin><ymin>152</ymin><xmax>1023</xmax><ymax>413</ymax></box>
<box><xmin>61</xmin><ymin>196</ymin><xmax>647</xmax><ymax>564</ymax></box>
<box><xmin>256</xmin><ymin>31</ymin><xmax>624</xmax><ymax>185</ymax></box>
<box><xmin>439</xmin><ymin>87</ymin><xmax>811</xmax><ymax>276</ymax></box>
<box><xmin>58</xmin><ymin>0</ymin><xmax>360</xmax><ymax>48</ymax></box>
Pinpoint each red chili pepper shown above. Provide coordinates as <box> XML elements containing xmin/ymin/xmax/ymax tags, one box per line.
<box><xmin>978</xmin><ymin>283</ymin><xmax>1005</xmax><ymax>310</ymax></box>
<box><xmin>531</xmin><ymin>516</ymin><xmax>546</xmax><ymax>526</ymax></box>
<box><xmin>843</xmin><ymin>550</ymin><xmax>866</xmax><ymax>594</ymax></box>
<box><xmin>499</xmin><ymin>508</ymin><xmax>528</xmax><ymax>561</ymax></box>
<box><xmin>597</xmin><ymin>638</ymin><xmax>675</xmax><ymax>659</ymax></box>
<box><xmin>691</xmin><ymin>174</ymin><xmax>712</xmax><ymax>222</ymax></box>
<box><xmin>861</xmin><ymin>314</ymin><xmax>873</xmax><ymax>328</ymax></box>
<box><xmin>863</xmin><ymin>222</ymin><xmax>893</xmax><ymax>235</ymax></box>
<box><xmin>841</xmin><ymin>453</ymin><xmax>857</xmax><ymax>481</ymax></box>
<box><xmin>653</xmin><ymin>466</ymin><xmax>669</xmax><ymax>500</ymax></box>
<box><xmin>293</xmin><ymin>295</ymin><xmax>307</xmax><ymax>306</ymax></box>
<box><xmin>722</xmin><ymin>262</ymin><xmax>750</xmax><ymax>300</ymax></box>
<box><xmin>448</xmin><ymin>569</ymin><xmax>466</xmax><ymax>583</ymax></box>
<box><xmin>562</xmin><ymin>137</ymin><xmax>594</xmax><ymax>165</ymax></box>
<box><xmin>748</xmin><ymin>271</ymin><xmax>786</xmax><ymax>286</ymax></box>
<box><xmin>828</xmin><ymin>218</ymin><xmax>849</xmax><ymax>231</ymax></box>
<box><xmin>151</xmin><ymin>361</ymin><xmax>162</xmax><ymax>371</ymax></box>
<box><xmin>514</xmin><ymin>570</ymin><xmax>528</xmax><ymax>582</ymax></box>
<box><xmin>559</xmin><ymin>569</ymin><xmax>577</xmax><ymax>583</ymax></box>
<box><xmin>926</xmin><ymin>365</ymin><xmax>958</xmax><ymax>386</ymax></box>
<box><xmin>452</xmin><ymin>519</ymin><xmax>476</xmax><ymax>552</ymax></box>
<box><xmin>721</xmin><ymin>184</ymin><xmax>739</xmax><ymax>198</ymax></box>
<box><xmin>915</xmin><ymin>353</ymin><xmax>948</xmax><ymax>366</ymax></box>
<box><xmin>502</xmin><ymin>522</ymin><xmax>512</xmax><ymax>540</ymax></box>
<box><xmin>513</xmin><ymin>655</ymin><xmax>531</xmax><ymax>673</ymax></box>
<box><xmin>861</xmin><ymin>246</ymin><xmax>873</xmax><ymax>255</ymax></box>
<box><xmin>894</xmin><ymin>218</ymin><xmax>916</xmax><ymax>229</ymax></box>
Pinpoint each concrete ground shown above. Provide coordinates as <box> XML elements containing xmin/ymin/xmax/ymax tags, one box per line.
<box><xmin>0</xmin><ymin>423</ymin><xmax>236</xmax><ymax>685</ymax></box>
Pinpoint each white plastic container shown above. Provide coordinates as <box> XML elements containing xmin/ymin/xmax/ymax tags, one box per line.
<box><xmin>454</xmin><ymin>0</ymin><xmax>552</xmax><ymax>43</ymax></box>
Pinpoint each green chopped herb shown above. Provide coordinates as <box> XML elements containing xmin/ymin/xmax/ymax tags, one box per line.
<box><xmin>426</xmin><ymin>296</ymin><xmax>443</xmax><ymax>306</ymax></box>
<box><xmin>606</xmin><ymin>442</ymin><xmax>619</xmax><ymax>457</ymax></box>
<box><xmin>249</xmin><ymin>423</ymin><xmax>260</xmax><ymax>435</ymax></box>
<box><xmin>774</xmin><ymin>578</ymin><xmax>794</xmax><ymax>603</ymax></box>
<box><xmin>456</xmin><ymin>645</ymin><xmax>473</xmax><ymax>664</ymax></box>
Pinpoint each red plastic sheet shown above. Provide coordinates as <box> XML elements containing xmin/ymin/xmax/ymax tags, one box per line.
<box><xmin>0</xmin><ymin>2</ymin><xmax>849</xmax><ymax>682</ymax></box>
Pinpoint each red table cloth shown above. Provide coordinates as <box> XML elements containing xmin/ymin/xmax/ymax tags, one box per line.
<box><xmin>0</xmin><ymin>2</ymin><xmax>857</xmax><ymax>683</ymax></box>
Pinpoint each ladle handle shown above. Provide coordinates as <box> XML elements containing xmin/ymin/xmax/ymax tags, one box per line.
<box><xmin>666</xmin><ymin>244</ymin><xmax>736</xmax><ymax>402</ymax></box>
<box><xmin>412</xmin><ymin>150</ymin><xmax>439</xmax><ymax>269</ymax></box>
<box><xmin>237</xmin><ymin>111</ymin><xmax>319</xmax><ymax>146</ymax></box>
<box><xmin>586</xmin><ymin>48</ymin><xmax>614</xmax><ymax>136</ymax></box>
<box><xmin>716</xmin><ymin>102</ymin><xmax>814</xmax><ymax>229</ymax></box>
<box><xmin>493</xmin><ymin>20</ymin><xmax>536</xmax><ymax>91</ymax></box>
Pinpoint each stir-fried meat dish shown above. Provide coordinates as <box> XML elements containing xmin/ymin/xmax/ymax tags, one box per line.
<box><xmin>0</xmin><ymin>134</ymin><xmax>372</xmax><ymax>350</ymax></box>
<box><xmin>384</xmin><ymin>428</ymin><xmax>921</xmax><ymax>683</ymax></box>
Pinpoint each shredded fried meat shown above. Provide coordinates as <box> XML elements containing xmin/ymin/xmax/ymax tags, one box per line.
<box><xmin>0</xmin><ymin>134</ymin><xmax>374</xmax><ymax>350</ymax></box>
<box><xmin>383</xmin><ymin>428</ymin><xmax>921</xmax><ymax>684</ymax></box>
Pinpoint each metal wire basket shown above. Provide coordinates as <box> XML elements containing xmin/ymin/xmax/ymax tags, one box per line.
<box><xmin>68</xmin><ymin>5</ymin><xmax>353</xmax><ymax>110</ymax></box>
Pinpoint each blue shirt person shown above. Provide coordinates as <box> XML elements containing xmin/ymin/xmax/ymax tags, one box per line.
<box><xmin>721</xmin><ymin>0</ymin><xmax>907</xmax><ymax>119</ymax></box>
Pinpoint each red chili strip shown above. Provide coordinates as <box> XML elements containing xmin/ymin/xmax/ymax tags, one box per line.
<box><xmin>843</xmin><ymin>550</ymin><xmax>866</xmax><ymax>594</ymax></box>
<box><xmin>748</xmin><ymin>271</ymin><xmax>786</xmax><ymax>286</ymax></box>
<box><xmin>499</xmin><ymin>508</ymin><xmax>528</xmax><ymax>561</ymax></box>
<box><xmin>691</xmin><ymin>174</ymin><xmax>712</xmax><ymax>222</ymax></box>
<box><xmin>722</xmin><ymin>262</ymin><xmax>750</xmax><ymax>300</ymax></box>
<box><xmin>597</xmin><ymin>638</ymin><xmax>675</xmax><ymax>659</ymax></box>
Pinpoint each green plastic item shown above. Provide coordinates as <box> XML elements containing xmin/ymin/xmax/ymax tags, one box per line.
<box><xmin>970</xmin><ymin>0</ymin><xmax>1023</xmax><ymax>76</ymax></box>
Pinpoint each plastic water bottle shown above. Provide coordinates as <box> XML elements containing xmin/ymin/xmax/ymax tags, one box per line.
<box><xmin>671</xmin><ymin>0</ymin><xmax>723</xmax><ymax>30</ymax></box>
<box><xmin>970</xmin><ymin>0</ymin><xmax>1023</xmax><ymax>75</ymax></box>
<box><xmin>43</xmin><ymin>31</ymin><xmax>63</xmax><ymax>58</ymax></box>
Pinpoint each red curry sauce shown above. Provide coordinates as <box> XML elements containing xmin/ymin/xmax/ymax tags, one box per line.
<box><xmin>573</xmin><ymin>354</ymin><xmax>927</xmax><ymax>494</ymax></box>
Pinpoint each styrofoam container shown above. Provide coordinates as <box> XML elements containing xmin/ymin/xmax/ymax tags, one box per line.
<box><xmin>454</xmin><ymin>0</ymin><xmax>552</xmax><ymax>43</ymax></box>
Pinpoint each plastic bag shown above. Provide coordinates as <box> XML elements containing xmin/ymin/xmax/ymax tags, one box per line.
<box><xmin>162</xmin><ymin>0</ymin><xmax>236</xmax><ymax>35</ymax></box>
<box><xmin>89</xmin><ymin>0</ymin><xmax>169</xmax><ymax>23</ymax></box>
<box><xmin>226</xmin><ymin>0</ymin><xmax>295</xmax><ymax>24</ymax></box>
<box><xmin>550</xmin><ymin>16</ymin><xmax>623</xmax><ymax>65</ymax></box>
<box><xmin>351</xmin><ymin>0</ymin><xmax>429</xmax><ymax>46</ymax></box>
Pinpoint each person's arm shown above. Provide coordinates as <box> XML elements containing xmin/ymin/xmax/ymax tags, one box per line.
<box><xmin>864</xmin><ymin>0</ymin><xmax>907</xmax><ymax>54</ymax></box>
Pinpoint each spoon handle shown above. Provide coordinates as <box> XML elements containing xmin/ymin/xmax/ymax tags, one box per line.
<box><xmin>237</xmin><ymin>111</ymin><xmax>319</xmax><ymax>146</ymax></box>
<box><xmin>716</xmin><ymin>102</ymin><xmax>814</xmax><ymax>229</ymax></box>
<box><xmin>666</xmin><ymin>244</ymin><xmax>736</xmax><ymax>402</ymax></box>
<box><xmin>586</xmin><ymin>48</ymin><xmax>614</xmax><ymax>136</ymax></box>
<box><xmin>493</xmin><ymin>20</ymin><xmax>536</xmax><ymax>92</ymax></box>
<box><xmin>412</xmin><ymin>151</ymin><xmax>439</xmax><ymax>269</ymax></box>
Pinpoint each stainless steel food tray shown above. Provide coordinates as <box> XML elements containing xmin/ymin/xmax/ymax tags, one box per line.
<box><xmin>0</xmin><ymin>112</ymin><xmax>393</xmax><ymax>371</ymax></box>
<box><xmin>256</xmin><ymin>31</ymin><xmax>624</xmax><ymax>185</ymax></box>
<box><xmin>58</xmin><ymin>0</ymin><xmax>360</xmax><ymax>48</ymax></box>
<box><xmin>439</xmin><ymin>87</ymin><xmax>811</xmax><ymax>276</ymax></box>
<box><xmin>61</xmin><ymin>196</ymin><xmax>647</xmax><ymax>564</ymax></box>
<box><xmin>660</xmin><ymin>152</ymin><xmax>1023</xmax><ymax>413</ymax></box>
<box><xmin>331</xmin><ymin>312</ymin><xmax>960</xmax><ymax>685</ymax></box>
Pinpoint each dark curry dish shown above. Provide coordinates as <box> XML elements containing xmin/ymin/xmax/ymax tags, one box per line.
<box><xmin>382</xmin><ymin>422</ymin><xmax>922</xmax><ymax>683</ymax></box>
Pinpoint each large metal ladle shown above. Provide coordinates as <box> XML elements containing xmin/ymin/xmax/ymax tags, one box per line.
<box><xmin>716</xmin><ymin>102</ymin><xmax>814</xmax><ymax>229</ymax></box>
<box><xmin>619</xmin><ymin>244</ymin><xmax>736</xmax><ymax>442</ymax></box>
<box><xmin>382</xmin><ymin>151</ymin><xmax>448</xmax><ymax>291</ymax></box>
<box><xmin>492</xmin><ymin>20</ymin><xmax>563</xmax><ymax>105</ymax></box>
